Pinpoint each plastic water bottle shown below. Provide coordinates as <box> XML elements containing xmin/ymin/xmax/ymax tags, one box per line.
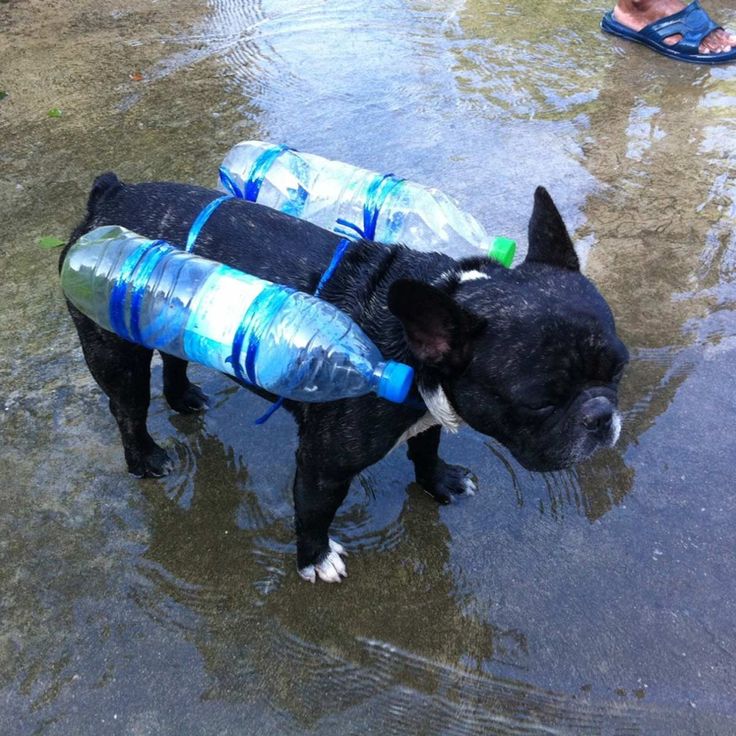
<box><xmin>61</xmin><ymin>226</ymin><xmax>413</xmax><ymax>404</ymax></box>
<box><xmin>218</xmin><ymin>141</ymin><xmax>516</xmax><ymax>267</ymax></box>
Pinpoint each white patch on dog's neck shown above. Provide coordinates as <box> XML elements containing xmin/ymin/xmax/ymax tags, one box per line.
<box><xmin>390</xmin><ymin>385</ymin><xmax>462</xmax><ymax>452</ymax></box>
<box><xmin>419</xmin><ymin>384</ymin><xmax>462</xmax><ymax>432</ymax></box>
<box><xmin>392</xmin><ymin>412</ymin><xmax>440</xmax><ymax>450</ymax></box>
<box><xmin>459</xmin><ymin>269</ymin><xmax>489</xmax><ymax>283</ymax></box>
<box><xmin>434</xmin><ymin>265</ymin><xmax>490</xmax><ymax>288</ymax></box>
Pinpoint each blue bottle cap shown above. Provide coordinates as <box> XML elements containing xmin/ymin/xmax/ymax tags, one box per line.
<box><xmin>376</xmin><ymin>361</ymin><xmax>414</xmax><ymax>403</ymax></box>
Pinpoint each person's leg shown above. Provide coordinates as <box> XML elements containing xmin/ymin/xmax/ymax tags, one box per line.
<box><xmin>613</xmin><ymin>1</ymin><xmax>736</xmax><ymax>54</ymax></box>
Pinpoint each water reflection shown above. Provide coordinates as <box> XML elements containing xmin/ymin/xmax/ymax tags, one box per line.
<box><xmin>583</xmin><ymin>49</ymin><xmax>736</xmax><ymax>445</ymax></box>
<box><xmin>450</xmin><ymin>0</ymin><xmax>610</xmax><ymax>120</ymax></box>
<box><xmin>139</xmin><ymin>429</ymin><xmax>656</xmax><ymax>733</ymax></box>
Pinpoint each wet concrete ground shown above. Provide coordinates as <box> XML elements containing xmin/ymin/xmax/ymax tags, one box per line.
<box><xmin>1</xmin><ymin>0</ymin><xmax>735</xmax><ymax>733</ymax></box>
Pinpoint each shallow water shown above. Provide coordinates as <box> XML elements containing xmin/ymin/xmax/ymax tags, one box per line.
<box><xmin>2</xmin><ymin>0</ymin><xmax>736</xmax><ymax>733</ymax></box>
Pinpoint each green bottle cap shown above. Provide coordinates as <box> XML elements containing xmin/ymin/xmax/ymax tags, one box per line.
<box><xmin>487</xmin><ymin>236</ymin><xmax>516</xmax><ymax>268</ymax></box>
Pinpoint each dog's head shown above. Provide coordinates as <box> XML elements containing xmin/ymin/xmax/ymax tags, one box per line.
<box><xmin>389</xmin><ymin>187</ymin><xmax>628</xmax><ymax>472</ymax></box>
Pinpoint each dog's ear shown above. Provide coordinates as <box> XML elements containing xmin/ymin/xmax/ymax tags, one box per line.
<box><xmin>526</xmin><ymin>186</ymin><xmax>579</xmax><ymax>271</ymax></box>
<box><xmin>388</xmin><ymin>279</ymin><xmax>485</xmax><ymax>368</ymax></box>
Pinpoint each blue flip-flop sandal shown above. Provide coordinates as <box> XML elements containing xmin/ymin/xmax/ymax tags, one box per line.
<box><xmin>602</xmin><ymin>1</ymin><xmax>736</xmax><ymax>64</ymax></box>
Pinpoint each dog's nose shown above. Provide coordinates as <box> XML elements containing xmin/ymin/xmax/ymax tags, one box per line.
<box><xmin>581</xmin><ymin>396</ymin><xmax>614</xmax><ymax>433</ymax></box>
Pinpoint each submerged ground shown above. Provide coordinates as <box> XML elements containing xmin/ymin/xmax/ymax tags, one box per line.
<box><xmin>1</xmin><ymin>0</ymin><xmax>735</xmax><ymax>733</ymax></box>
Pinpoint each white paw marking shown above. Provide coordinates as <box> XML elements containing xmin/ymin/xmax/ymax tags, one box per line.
<box><xmin>461</xmin><ymin>476</ymin><xmax>477</xmax><ymax>496</ymax></box>
<box><xmin>328</xmin><ymin>538</ymin><xmax>346</xmax><ymax>556</ymax></box>
<box><xmin>298</xmin><ymin>538</ymin><xmax>348</xmax><ymax>583</ymax></box>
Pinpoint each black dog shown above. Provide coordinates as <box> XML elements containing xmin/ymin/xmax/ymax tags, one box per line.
<box><xmin>61</xmin><ymin>174</ymin><xmax>628</xmax><ymax>582</ymax></box>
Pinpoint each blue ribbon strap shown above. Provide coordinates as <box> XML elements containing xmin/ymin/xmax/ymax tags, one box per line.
<box><xmin>222</xmin><ymin>145</ymin><xmax>403</xmax><ymax>244</ymax></box>
<box><xmin>220</xmin><ymin>144</ymin><xmax>291</xmax><ymax>201</ymax></box>
<box><xmin>313</xmin><ymin>239</ymin><xmax>350</xmax><ymax>297</ymax></box>
<box><xmin>218</xmin><ymin>166</ymin><xmax>242</xmax><ymax>198</ymax></box>
<box><xmin>228</xmin><ymin>284</ymin><xmax>296</xmax><ymax>386</ymax></box>
<box><xmin>244</xmin><ymin>287</ymin><xmax>294</xmax><ymax>385</ymax></box>
<box><xmin>363</xmin><ymin>173</ymin><xmax>405</xmax><ymax>241</ymax></box>
<box><xmin>335</xmin><ymin>172</ymin><xmax>404</xmax><ymax>242</ymax></box>
<box><xmin>253</xmin><ymin>238</ymin><xmax>351</xmax><ymax>425</ymax></box>
<box><xmin>108</xmin><ymin>240</ymin><xmax>164</xmax><ymax>342</ymax></box>
<box><xmin>244</xmin><ymin>144</ymin><xmax>289</xmax><ymax>201</ymax></box>
<box><xmin>128</xmin><ymin>242</ymin><xmax>172</xmax><ymax>344</ymax></box>
<box><xmin>220</xmin><ymin>144</ymin><xmax>312</xmax><ymax>219</ymax></box>
<box><xmin>186</xmin><ymin>195</ymin><xmax>233</xmax><ymax>252</ymax></box>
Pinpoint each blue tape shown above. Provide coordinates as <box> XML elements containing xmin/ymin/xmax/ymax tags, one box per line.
<box><xmin>254</xmin><ymin>396</ymin><xmax>284</xmax><ymax>425</ymax></box>
<box><xmin>186</xmin><ymin>195</ymin><xmax>233</xmax><ymax>252</ymax></box>
<box><xmin>219</xmin><ymin>166</ymin><xmax>242</xmax><ymax>197</ymax></box>
<box><xmin>228</xmin><ymin>320</ymin><xmax>249</xmax><ymax>385</ymax></box>
<box><xmin>221</xmin><ymin>144</ymin><xmax>311</xmax><ymax>218</ymax></box>
<box><xmin>313</xmin><ymin>239</ymin><xmax>350</xmax><ymax>297</ymax></box>
<box><xmin>244</xmin><ymin>286</ymin><xmax>294</xmax><ymax>385</ymax></box>
<box><xmin>363</xmin><ymin>173</ymin><xmax>404</xmax><ymax>241</ymax></box>
<box><xmin>243</xmin><ymin>144</ymin><xmax>290</xmax><ymax>201</ymax></box>
<box><xmin>252</xmin><ymin>238</ymin><xmax>351</xmax><ymax>425</ymax></box>
<box><xmin>334</xmin><ymin>218</ymin><xmax>365</xmax><ymax>240</ymax></box>
<box><xmin>224</xmin><ymin>147</ymin><xmax>402</xmax><ymax>244</ymax></box>
<box><xmin>229</xmin><ymin>284</ymin><xmax>295</xmax><ymax>385</ymax></box>
<box><xmin>220</xmin><ymin>145</ymin><xmax>290</xmax><ymax>201</ymax></box>
<box><xmin>108</xmin><ymin>240</ymin><xmax>160</xmax><ymax>342</ymax></box>
<box><xmin>128</xmin><ymin>242</ymin><xmax>171</xmax><ymax>344</ymax></box>
<box><xmin>335</xmin><ymin>173</ymin><xmax>404</xmax><ymax>241</ymax></box>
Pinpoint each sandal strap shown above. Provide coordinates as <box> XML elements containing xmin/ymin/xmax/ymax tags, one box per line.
<box><xmin>641</xmin><ymin>1</ymin><xmax>721</xmax><ymax>52</ymax></box>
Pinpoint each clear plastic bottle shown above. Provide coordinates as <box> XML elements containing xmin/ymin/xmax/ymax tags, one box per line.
<box><xmin>218</xmin><ymin>141</ymin><xmax>516</xmax><ymax>266</ymax></box>
<box><xmin>61</xmin><ymin>226</ymin><xmax>413</xmax><ymax>403</ymax></box>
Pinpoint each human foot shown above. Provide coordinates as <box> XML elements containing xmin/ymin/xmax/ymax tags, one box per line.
<box><xmin>613</xmin><ymin>0</ymin><xmax>736</xmax><ymax>54</ymax></box>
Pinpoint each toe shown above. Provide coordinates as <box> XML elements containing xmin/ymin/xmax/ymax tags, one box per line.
<box><xmin>129</xmin><ymin>446</ymin><xmax>173</xmax><ymax>478</ymax></box>
<box><xmin>461</xmin><ymin>475</ymin><xmax>477</xmax><ymax>496</ymax></box>
<box><xmin>298</xmin><ymin>543</ymin><xmax>349</xmax><ymax>583</ymax></box>
<box><xmin>703</xmin><ymin>29</ymin><xmax>732</xmax><ymax>54</ymax></box>
<box><xmin>328</xmin><ymin>538</ymin><xmax>347</xmax><ymax>556</ymax></box>
<box><xmin>715</xmin><ymin>29</ymin><xmax>734</xmax><ymax>50</ymax></box>
<box><xmin>298</xmin><ymin>564</ymin><xmax>317</xmax><ymax>583</ymax></box>
<box><xmin>315</xmin><ymin>550</ymin><xmax>347</xmax><ymax>583</ymax></box>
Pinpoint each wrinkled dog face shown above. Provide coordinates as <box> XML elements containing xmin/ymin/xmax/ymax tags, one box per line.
<box><xmin>452</xmin><ymin>267</ymin><xmax>628</xmax><ymax>471</ymax></box>
<box><xmin>450</xmin><ymin>188</ymin><xmax>628</xmax><ymax>471</ymax></box>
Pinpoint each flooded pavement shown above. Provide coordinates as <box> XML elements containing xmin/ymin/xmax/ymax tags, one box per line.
<box><xmin>1</xmin><ymin>0</ymin><xmax>736</xmax><ymax>733</ymax></box>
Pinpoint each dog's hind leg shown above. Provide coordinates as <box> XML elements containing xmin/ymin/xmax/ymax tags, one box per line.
<box><xmin>161</xmin><ymin>353</ymin><xmax>209</xmax><ymax>414</ymax></box>
<box><xmin>407</xmin><ymin>425</ymin><xmax>477</xmax><ymax>504</ymax></box>
<box><xmin>68</xmin><ymin>303</ymin><xmax>172</xmax><ymax>478</ymax></box>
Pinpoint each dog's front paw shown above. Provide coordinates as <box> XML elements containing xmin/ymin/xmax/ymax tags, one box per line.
<box><xmin>419</xmin><ymin>461</ymin><xmax>477</xmax><ymax>505</ymax></box>
<box><xmin>126</xmin><ymin>444</ymin><xmax>173</xmax><ymax>479</ymax></box>
<box><xmin>298</xmin><ymin>538</ymin><xmax>348</xmax><ymax>583</ymax></box>
<box><xmin>165</xmin><ymin>383</ymin><xmax>209</xmax><ymax>414</ymax></box>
